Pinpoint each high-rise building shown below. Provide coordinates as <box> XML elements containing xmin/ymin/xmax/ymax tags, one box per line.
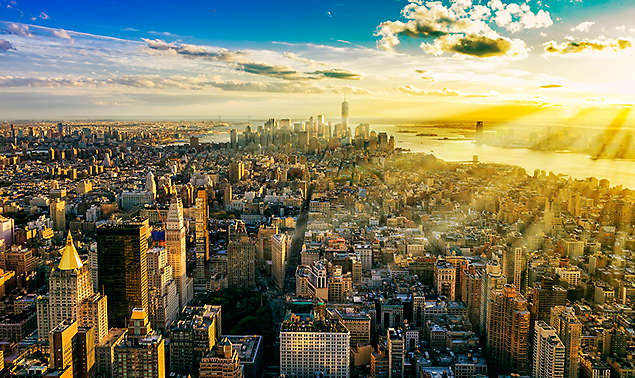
<box><xmin>531</xmin><ymin>274</ymin><xmax>567</xmax><ymax>322</ymax></box>
<box><xmin>480</xmin><ymin>261</ymin><xmax>506</xmax><ymax>337</ymax></box>
<box><xmin>387</xmin><ymin>328</ymin><xmax>405</xmax><ymax>378</ymax></box>
<box><xmin>551</xmin><ymin>306</ymin><xmax>582</xmax><ymax>378</ymax></box>
<box><xmin>50</xmin><ymin>199</ymin><xmax>66</xmax><ymax>231</ymax></box>
<box><xmin>199</xmin><ymin>337</ymin><xmax>243</xmax><ymax>378</ymax></box>
<box><xmin>47</xmin><ymin>231</ymin><xmax>93</xmax><ymax>335</ymax></box>
<box><xmin>487</xmin><ymin>285</ymin><xmax>531</xmax><ymax>375</ymax></box>
<box><xmin>49</xmin><ymin>320</ymin><xmax>77</xmax><ymax>375</ymax></box>
<box><xmin>79</xmin><ymin>292</ymin><xmax>109</xmax><ymax>345</ymax></box>
<box><xmin>42</xmin><ymin>232</ymin><xmax>108</xmax><ymax>346</ymax></box>
<box><xmin>146</xmin><ymin>246</ymin><xmax>179</xmax><ymax>333</ymax></box>
<box><xmin>227</xmin><ymin>224</ymin><xmax>255</xmax><ymax>289</ymax></box>
<box><xmin>279</xmin><ymin>309</ymin><xmax>350</xmax><ymax>378</ymax></box>
<box><xmin>97</xmin><ymin>219</ymin><xmax>149</xmax><ymax>327</ymax></box>
<box><xmin>229</xmin><ymin>161</ymin><xmax>245</xmax><ymax>184</ymax></box>
<box><xmin>503</xmin><ymin>246</ymin><xmax>526</xmax><ymax>290</ymax></box>
<box><xmin>341</xmin><ymin>101</ymin><xmax>349</xmax><ymax>129</ymax></box>
<box><xmin>166</xmin><ymin>197</ymin><xmax>192</xmax><ymax>308</ymax></box>
<box><xmin>194</xmin><ymin>189</ymin><xmax>210</xmax><ymax>293</ymax></box>
<box><xmin>95</xmin><ymin>328</ymin><xmax>127</xmax><ymax>378</ymax></box>
<box><xmin>114</xmin><ymin>308</ymin><xmax>165</xmax><ymax>378</ymax></box>
<box><xmin>49</xmin><ymin>320</ymin><xmax>96</xmax><ymax>378</ymax></box>
<box><xmin>169</xmin><ymin>305</ymin><xmax>222</xmax><ymax>375</ymax></box>
<box><xmin>271</xmin><ymin>233</ymin><xmax>288</xmax><ymax>290</ymax></box>
<box><xmin>146</xmin><ymin>171</ymin><xmax>157</xmax><ymax>199</ymax></box>
<box><xmin>533</xmin><ymin>321</ymin><xmax>565</xmax><ymax>378</ymax></box>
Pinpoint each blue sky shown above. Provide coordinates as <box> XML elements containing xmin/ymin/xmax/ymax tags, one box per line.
<box><xmin>1</xmin><ymin>0</ymin><xmax>635</xmax><ymax>120</ymax></box>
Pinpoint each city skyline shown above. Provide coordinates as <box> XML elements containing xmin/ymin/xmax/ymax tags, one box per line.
<box><xmin>0</xmin><ymin>0</ymin><xmax>635</xmax><ymax>125</ymax></box>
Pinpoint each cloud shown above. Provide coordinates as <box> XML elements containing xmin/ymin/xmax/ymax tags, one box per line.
<box><xmin>283</xmin><ymin>52</ymin><xmax>328</xmax><ymax>67</ymax></box>
<box><xmin>235</xmin><ymin>62</ymin><xmax>303</xmax><ymax>80</ymax></box>
<box><xmin>310</xmin><ymin>69</ymin><xmax>360</xmax><ymax>80</ymax></box>
<box><xmin>3</xmin><ymin>23</ymin><xmax>32</xmax><ymax>37</ymax></box>
<box><xmin>142</xmin><ymin>38</ymin><xmax>244</xmax><ymax>62</ymax></box>
<box><xmin>375</xmin><ymin>0</ymin><xmax>549</xmax><ymax>58</ymax></box>
<box><xmin>539</xmin><ymin>84</ymin><xmax>562</xmax><ymax>88</ymax></box>
<box><xmin>0</xmin><ymin>39</ymin><xmax>15</xmax><ymax>52</ymax></box>
<box><xmin>0</xmin><ymin>74</ymin><xmax>351</xmax><ymax>94</ymax></box>
<box><xmin>570</xmin><ymin>21</ymin><xmax>595</xmax><ymax>33</ymax></box>
<box><xmin>544</xmin><ymin>37</ymin><xmax>632</xmax><ymax>54</ymax></box>
<box><xmin>399</xmin><ymin>85</ymin><xmax>461</xmax><ymax>96</ymax></box>
<box><xmin>51</xmin><ymin>29</ymin><xmax>72</xmax><ymax>40</ymax></box>
<box><xmin>423</xmin><ymin>33</ymin><xmax>527</xmax><ymax>58</ymax></box>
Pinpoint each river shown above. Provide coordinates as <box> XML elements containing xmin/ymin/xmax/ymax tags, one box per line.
<box><xmin>371</xmin><ymin>124</ymin><xmax>635</xmax><ymax>189</ymax></box>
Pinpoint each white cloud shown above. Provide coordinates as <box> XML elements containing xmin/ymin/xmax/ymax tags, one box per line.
<box><xmin>375</xmin><ymin>0</ymin><xmax>551</xmax><ymax>58</ymax></box>
<box><xmin>570</xmin><ymin>21</ymin><xmax>595</xmax><ymax>33</ymax></box>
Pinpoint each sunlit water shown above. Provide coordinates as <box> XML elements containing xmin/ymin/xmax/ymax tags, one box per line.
<box><xmin>371</xmin><ymin>124</ymin><xmax>635</xmax><ymax>190</ymax></box>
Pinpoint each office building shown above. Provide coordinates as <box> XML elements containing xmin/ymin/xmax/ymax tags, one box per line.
<box><xmin>146</xmin><ymin>246</ymin><xmax>179</xmax><ymax>333</ymax></box>
<box><xmin>169</xmin><ymin>305</ymin><xmax>222</xmax><ymax>375</ymax></box>
<box><xmin>166</xmin><ymin>197</ymin><xmax>192</xmax><ymax>308</ymax></box>
<box><xmin>533</xmin><ymin>321</ymin><xmax>565</xmax><ymax>378</ymax></box>
<box><xmin>227</xmin><ymin>225</ymin><xmax>255</xmax><ymax>289</ymax></box>
<box><xmin>194</xmin><ymin>188</ymin><xmax>210</xmax><ymax>293</ymax></box>
<box><xmin>550</xmin><ymin>306</ymin><xmax>582</xmax><ymax>378</ymax></box>
<box><xmin>97</xmin><ymin>219</ymin><xmax>149</xmax><ymax>327</ymax></box>
<box><xmin>279</xmin><ymin>309</ymin><xmax>350</xmax><ymax>378</ymax></box>
<box><xmin>487</xmin><ymin>285</ymin><xmax>531</xmax><ymax>375</ymax></box>
<box><xmin>199</xmin><ymin>337</ymin><xmax>243</xmax><ymax>378</ymax></box>
<box><xmin>114</xmin><ymin>308</ymin><xmax>165</xmax><ymax>378</ymax></box>
<box><xmin>50</xmin><ymin>199</ymin><xmax>66</xmax><ymax>231</ymax></box>
<box><xmin>387</xmin><ymin>328</ymin><xmax>405</xmax><ymax>378</ymax></box>
<box><xmin>271</xmin><ymin>233</ymin><xmax>288</xmax><ymax>290</ymax></box>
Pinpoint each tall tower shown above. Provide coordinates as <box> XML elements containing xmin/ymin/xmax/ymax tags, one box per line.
<box><xmin>146</xmin><ymin>171</ymin><xmax>157</xmax><ymax>199</ymax></box>
<box><xmin>533</xmin><ymin>321</ymin><xmax>566</xmax><ymax>378</ymax></box>
<box><xmin>487</xmin><ymin>285</ymin><xmax>531</xmax><ymax>375</ymax></box>
<box><xmin>194</xmin><ymin>189</ymin><xmax>210</xmax><ymax>293</ymax></box>
<box><xmin>544</xmin><ymin>198</ymin><xmax>553</xmax><ymax>234</ymax></box>
<box><xmin>47</xmin><ymin>231</ymin><xmax>93</xmax><ymax>335</ymax></box>
<box><xmin>166</xmin><ymin>197</ymin><xmax>191</xmax><ymax>308</ymax></box>
<box><xmin>271</xmin><ymin>233</ymin><xmax>288</xmax><ymax>290</ymax></box>
<box><xmin>341</xmin><ymin>100</ymin><xmax>349</xmax><ymax>129</ymax></box>
<box><xmin>227</xmin><ymin>223</ymin><xmax>255</xmax><ymax>289</ymax></box>
<box><xmin>97</xmin><ymin>219</ymin><xmax>149</xmax><ymax>328</ymax></box>
<box><xmin>550</xmin><ymin>306</ymin><xmax>582</xmax><ymax>378</ymax></box>
<box><xmin>50</xmin><ymin>199</ymin><xmax>66</xmax><ymax>231</ymax></box>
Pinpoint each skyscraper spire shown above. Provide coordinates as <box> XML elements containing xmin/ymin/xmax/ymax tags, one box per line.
<box><xmin>59</xmin><ymin>230</ymin><xmax>83</xmax><ymax>270</ymax></box>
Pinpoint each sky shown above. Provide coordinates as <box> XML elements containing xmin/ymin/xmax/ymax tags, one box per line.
<box><xmin>1</xmin><ymin>0</ymin><xmax>635</xmax><ymax>123</ymax></box>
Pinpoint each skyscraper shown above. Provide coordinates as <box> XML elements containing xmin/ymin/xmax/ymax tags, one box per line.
<box><xmin>146</xmin><ymin>171</ymin><xmax>157</xmax><ymax>199</ymax></box>
<box><xmin>50</xmin><ymin>199</ymin><xmax>66</xmax><ymax>231</ymax></box>
<box><xmin>166</xmin><ymin>197</ymin><xmax>192</xmax><ymax>308</ymax></box>
<box><xmin>551</xmin><ymin>306</ymin><xmax>582</xmax><ymax>378</ymax></box>
<box><xmin>43</xmin><ymin>231</ymin><xmax>108</xmax><ymax>346</ymax></box>
<box><xmin>194</xmin><ymin>189</ymin><xmax>210</xmax><ymax>293</ymax></box>
<box><xmin>271</xmin><ymin>233</ymin><xmax>288</xmax><ymax>290</ymax></box>
<box><xmin>169</xmin><ymin>305</ymin><xmax>222</xmax><ymax>375</ymax></box>
<box><xmin>146</xmin><ymin>246</ymin><xmax>179</xmax><ymax>333</ymax></box>
<box><xmin>47</xmin><ymin>231</ymin><xmax>93</xmax><ymax>334</ymax></box>
<box><xmin>114</xmin><ymin>308</ymin><xmax>165</xmax><ymax>378</ymax></box>
<box><xmin>227</xmin><ymin>224</ymin><xmax>255</xmax><ymax>290</ymax></box>
<box><xmin>341</xmin><ymin>100</ymin><xmax>349</xmax><ymax>129</ymax></box>
<box><xmin>533</xmin><ymin>321</ymin><xmax>565</xmax><ymax>378</ymax></box>
<box><xmin>487</xmin><ymin>285</ymin><xmax>531</xmax><ymax>375</ymax></box>
<box><xmin>387</xmin><ymin>328</ymin><xmax>405</xmax><ymax>378</ymax></box>
<box><xmin>97</xmin><ymin>219</ymin><xmax>149</xmax><ymax>327</ymax></box>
